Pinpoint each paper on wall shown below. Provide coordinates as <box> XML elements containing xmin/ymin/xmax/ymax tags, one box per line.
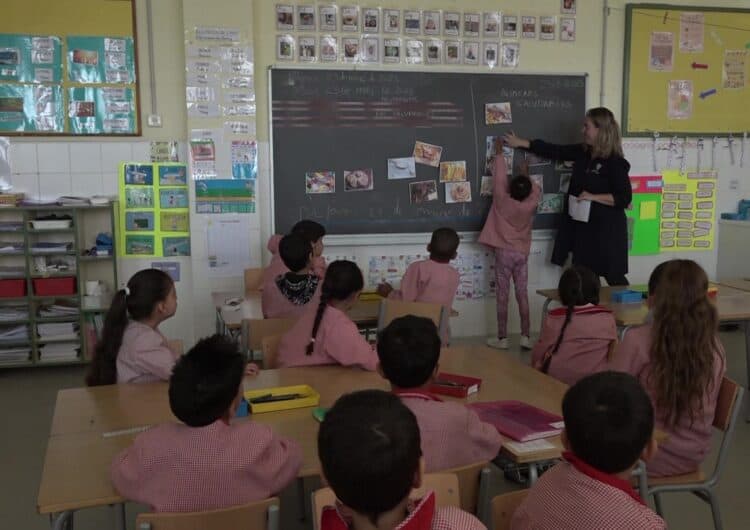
<box><xmin>679</xmin><ymin>12</ymin><xmax>704</xmax><ymax>53</ymax></box>
<box><xmin>667</xmin><ymin>80</ymin><xmax>693</xmax><ymax>120</ymax></box>
<box><xmin>649</xmin><ymin>32</ymin><xmax>674</xmax><ymax>72</ymax></box>
<box><xmin>206</xmin><ymin>216</ymin><xmax>252</xmax><ymax>278</ymax></box>
<box><xmin>723</xmin><ymin>50</ymin><xmax>747</xmax><ymax>90</ymax></box>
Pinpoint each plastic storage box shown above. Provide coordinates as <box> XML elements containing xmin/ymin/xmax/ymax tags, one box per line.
<box><xmin>610</xmin><ymin>290</ymin><xmax>645</xmax><ymax>303</ymax></box>
<box><xmin>0</xmin><ymin>278</ymin><xmax>27</xmax><ymax>297</ymax></box>
<box><xmin>32</xmin><ymin>277</ymin><xmax>76</xmax><ymax>296</ymax></box>
<box><xmin>243</xmin><ymin>385</ymin><xmax>320</xmax><ymax>414</ymax></box>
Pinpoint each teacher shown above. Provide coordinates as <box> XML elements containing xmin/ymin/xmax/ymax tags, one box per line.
<box><xmin>503</xmin><ymin>107</ymin><xmax>632</xmax><ymax>286</ymax></box>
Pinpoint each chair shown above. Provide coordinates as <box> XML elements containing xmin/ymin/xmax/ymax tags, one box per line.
<box><xmin>261</xmin><ymin>334</ymin><xmax>282</xmax><ymax>369</ymax></box>
<box><xmin>491</xmin><ymin>490</ymin><xmax>529</xmax><ymax>530</ymax></box>
<box><xmin>166</xmin><ymin>339</ymin><xmax>184</xmax><ymax>356</ymax></box>
<box><xmin>135</xmin><ymin>497</ymin><xmax>280</xmax><ymax>530</ymax></box>
<box><xmin>377</xmin><ymin>298</ymin><xmax>447</xmax><ymax>337</ymax></box>
<box><xmin>240</xmin><ymin>318</ymin><xmax>295</xmax><ymax>359</ymax></box>
<box><xmin>244</xmin><ymin>267</ymin><xmax>265</xmax><ymax>294</ymax></box>
<box><xmin>444</xmin><ymin>461</ymin><xmax>492</xmax><ymax>521</ymax></box>
<box><xmin>311</xmin><ymin>473</ymin><xmax>460</xmax><ymax>530</ymax></box>
<box><xmin>646</xmin><ymin>377</ymin><xmax>744</xmax><ymax>530</ymax></box>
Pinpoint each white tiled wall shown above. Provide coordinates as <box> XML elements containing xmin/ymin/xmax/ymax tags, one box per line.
<box><xmin>9</xmin><ymin>141</ymin><xmax>152</xmax><ymax>200</ymax></box>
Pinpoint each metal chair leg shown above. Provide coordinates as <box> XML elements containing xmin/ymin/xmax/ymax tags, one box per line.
<box><xmin>706</xmin><ymin>488</ymin><xmax>723</xmax><ymax>530</ymax></box>
<box><xmin>653</xmin><ymin>492</ymin><xmax>664</xmax><ymax>517</ymax></box>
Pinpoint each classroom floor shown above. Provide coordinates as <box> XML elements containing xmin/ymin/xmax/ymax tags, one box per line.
<box><xmin>3</xmin><ymin>332</ymin><xmax>749</xmax><ymax>530</ymax></box>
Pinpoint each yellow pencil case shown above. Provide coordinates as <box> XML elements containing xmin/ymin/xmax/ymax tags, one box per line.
<box><xmin>244</xmin><ymin>385</ymin><xmax>320</xmax><ymax>414</ymax></box>
<box><xmin>359</xmin><ymin>291</ymin><xmax>382</xmax><ymax>301</ymax></box>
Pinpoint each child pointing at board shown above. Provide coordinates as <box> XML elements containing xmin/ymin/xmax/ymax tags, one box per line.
<box><xmin>480</xmin><ymin>138</ymin><xmax>541</xmax><ymax>350</ymax></box>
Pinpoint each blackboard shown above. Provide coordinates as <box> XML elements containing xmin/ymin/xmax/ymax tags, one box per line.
<box><xmin>270</xmin><ymin>68</ymin><xmax>586</xmax><ymax>235</ymax></box>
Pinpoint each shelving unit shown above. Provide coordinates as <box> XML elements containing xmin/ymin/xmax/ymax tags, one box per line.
<box><xmin>0</xmin><ymin>203</ymin><xmax>117</xmax><ymax>368</ymax></box>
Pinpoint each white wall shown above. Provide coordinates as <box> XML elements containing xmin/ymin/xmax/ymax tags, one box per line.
<box><xmin>6</xmin><ymin>0</ymin><xmax>750</xmax><ymax>346</ymax></box>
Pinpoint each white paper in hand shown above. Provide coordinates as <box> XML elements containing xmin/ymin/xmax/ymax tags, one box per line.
<box><xmin>568</xmin><ymin>196</ymin><xmax>591</xmax><ymax>223</ymax></box>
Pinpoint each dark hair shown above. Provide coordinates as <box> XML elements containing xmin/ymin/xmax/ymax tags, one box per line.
<box><xmin>543</xmin><ymin>266</ymin><xmax>600</xmax><ymax>373</ymax></box>
<box><xmin>509</xmin><ymin>174</ymin><xmax>532</xmax><ymax>201</ymax></box>
<box><xmin>648</xmin><ymin>261</ymin><xmax>668</xmax><ymax>296</ymax></box>
<box><xmin>292</xmin><ymin>219</ymin><xmax>326</xmax><ymax>245</ymax></box>
<box><xmin>318</xmin><ymin>390</ymin><xmax>421</xmax><ymax>525</ymax></box>
<box><xmin>169</xmin><ymin>334</ymin><xmax>246</xmax><ymax>427</ymax></box>
<box><xmin>377</xmin><ymin>316</ymin><xmax>441</xmax><ymax>388</ymax></box>
<box><xmin>86</xmin><ymin>269</ymin><xmax>174</xmax><ymax>386</ymax></box>
<box><xmin>429</xmin><ymin>227</ymin><xmax>459</xmax><ymax>261</ymax></box>
<box><xmin>306</xmin><ymin>260</ymin><xmax>363</xmax><ymax>355</ymax></box>
<box><xmin>279</xmin><ymin>233</ymin><xmax>312</xmax><ymax>273</ymax></box>
<box><xmin>563</xmin><ymin>371</ymin><xmax>654</xmax><ymax>473</ymax></box>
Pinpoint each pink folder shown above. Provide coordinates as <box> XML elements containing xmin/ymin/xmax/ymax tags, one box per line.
<box><xmin>468</xmin><ymin>400</ymin><xmax>563</xmax><ymax>442</ymax></box>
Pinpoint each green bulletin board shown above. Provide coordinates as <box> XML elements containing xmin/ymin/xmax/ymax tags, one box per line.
<box><xmin>626</xmin><ymin>175</ymin><xmax>663</xmax><ymax>255</ymax></box>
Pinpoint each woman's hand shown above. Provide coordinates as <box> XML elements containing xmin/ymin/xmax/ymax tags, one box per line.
<box><xmin>245</xmin><ymin>363</ymin><xmax>260</xmax><ymax>376</ymax></box>
<box><xmin>376</xmin><ymin>282</ymin><xmax>393</xmax><ymax>297</ymax></box>
<box><xmin>502</xmin><ymin>131</ymin><xmax>531</xmax><ymax>149</ymax></box>
<box><xmin>578</xmin><ymin>191</ymin><xmax>615</xmax><ymax>206</ymax></box>
<box><xmin>578</xmin><ymin>191</ymin><xmax>593</xmax><ymax>201</ymax></box>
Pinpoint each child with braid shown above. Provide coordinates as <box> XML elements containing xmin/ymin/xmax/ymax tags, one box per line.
<box><xmin>530</xmin><ymin>265</ymin><xmax>617</xmax><ymax>385</ymax></box>
<box><xmin>276</xmin><ymin>260</ymin><xmax>377</xmax><ymax>370</ymax></box>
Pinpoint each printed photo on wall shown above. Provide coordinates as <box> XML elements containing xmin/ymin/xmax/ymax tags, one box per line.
<box><xmin>530</xmin><ymin>174</ymin><xmax>545</xmax><ymax>196</ymax></box>
<box><xmin>320</xmin><ymin>36</ymin><xmax>338</xmax><ymax>62</ymax></box>
<box><xmin>341</xmin><ymin>6</ymin><xmax>360</xmax><ymax>32</ymax></box>
<box><xmin>649</xmin><ymin>32</ymin><xmax>674</xmax><ymax>71</ymax></box>
<box><xmin>298</xmin><ymin>37</ymin><xmax>316</xmax><ymax>62</ymax></box>
<box><xmin>424</xmin><ymin>11</ymin><xmax>441</xmax><ymax>35</ymax></box>
<box><xmin>561</xmin><ymin>0</ymin><xmax>576</xmax><ymax>15</ymax></box>
<box><xmin>405</xmin><ymin>40</ymin><xmax>423</xmax><ymax>64</ymax></box>
<box><xmin>384</xmin><ymin>9</ymin><xmax>400</xmax><ymax>33</ymax></box>
<box><xmin>387</xmin><ymin>157</ymin><xmax>416</xmax><ymax>179</ymax></box>
<box><xmin>276</xmin><ymin>4</ymin><xmax>294</xmax><ymax>30</ymax></box>
<box><xmin>485</xmin><ymin>102</ymin><xmax>512</xmax><ymax>124</ymax></box>
<box><xmin>125</xmin><ymin>188</ymin><xmax>154</xmax><ymax>209</ymax></box>
<box><xmin>125</xmin><ymin>235</ymin><xmax>155</xmax><ymax>255</ymax></box>
<box><xmin>160</xmin><ymin>212</ymin><xmax>190</xmax><ymax>232</ymax></box>
<box><xmin>502</xmin><ymin>43</ymin><xmax>520</xmax><ymax>68</ymax></box>
<box><xmin>480</xmin><ymin>176</ymin><xmax>493</xmax><ymax>196</ymax></box>
<box><xmin>483</xmin><ymin>42</ymin><xmax>499</xmax><ymax>67</ymax></box>
<box><xmin>162</xmin><ymin>237</ymin><xmax>191</xmax><ymax>257</ymax></box>
<box><xmin>485</xmin><ymin>136</ymin><xmax>514</xmax><ymax>175</ymax></box>
<box><xmin>413</xmin><ymin>141</ymin><xmax>443</xmax><ymax>167</ymax></box>
<box><xmin>445</xmin><ymin>182</ymin><xmax>472</xmax><ymax>203</ymax></box>
<box><xmin>276</xmin><ymin>34</ymin><xmax>294</xmax><ymax>61</ymax></box>
<box><xmin>483</xmin><ymin>12</ymin><xmax>500</xmax><ymax>38</ymax></box>
<box><xmin>383</xmin><ymin>39</ymin><xmax>401</xmax><ymax>63</ymax></box>
<box><xmin>439</xmin><ymin>161</ymin><xmax>467</xmax><ymax>182</ymax></box>
<box><xmin>319</xmin><ymin>5</ymin><xmax>338</xmax><ymax>31</ymax></box>
<box><xmin>540</xmin><ymin>17</ymin><xmax>557</xmax><ymax>40</ymax></box>
<box><xmin>160</xmin><ymin>188</ymin><xmax>189</xmax><ymax>209</ymax></box>
<box><xmin>158</xmin><ymin>165</ymin><xmax>187</xmax><ymax>186</ymax></box>
<box><xmin>344</xmin><ymin>169</ymin><xmax>374</xmax><ymax>191</ymax></box>
<box><xmin>445</xmin><ymin>41</ymin><xmax>461</xmax><ymax>64</ymax></box>
<box><xmin>559</xmin><ymin>172</ymin><xmax>572</xmax><ymax>192</ymax></box>
<box><xmin>125</xmin><ymin>211</ymin><xmax>155</xmax><ymax>231</ymax></box>
<box><xmin>522</xmin><ymin>16</ymin><xmax>537</xmax><ymax>38</ymax></box>
<box><xmin>409</xmin><ymin>180</ymin><xmax>439</xmax><ymax>204</ymax></box>
<box><xmin>306</xmin><ymin>171</ymin><xmax>336</xmax><ymax>193</ymax></box>
<box><xmin>124</xmin><ymin>164</ymin><xmax>154</xmax><ymax>186</ymax></box>
<box><xmin>404</xmin><ymin>11</ymin><xmax>421</xmax><ymax>34</ymax></box>
<box><xmin>343</xmin><ymin>38</ymin><xmax>360</xmax><ymax>62</ymax></box>
<box><xmin>464</xmin><ymin>13</ymin><xmax>480</xmax><ymax>37</ymax></box>
<box><xmin>538</xmin><ymin>193</ymin><xmax>564</xmax><ymax>213</ymax></box>
<box><xmin>444</xmin><ymin>12</ymin><xmax>460</xmax><ymax>36</ymax></box>
<box><xmin>464</xmin><ymin>42</ymin><xmax>479</xmax><ymax>64</ymax></box>
<box><xmin>363</xmin><ymin>8</ymin><xmax>380</xmax><ymax>32</ymax></box>
<box><xmin>297</xmin><ymin>5</ymin><xmax>316</xmax><ymax>30</ymax></box>
<box><xmin>560</xmin><ymin>18</ymin><xmax>576</xmax><ymax>41</ymax></box>
<box><xmin>503</xmin><ymin>15</ymin><xmax>519</xmax><ymax>38</ymax></box>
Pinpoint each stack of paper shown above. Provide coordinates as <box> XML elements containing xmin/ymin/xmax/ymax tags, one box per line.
<box><xmin>0</xmin><ymin>266</ymin><xmax>25</xmax><ymax>278</ymax></box>
<box><xmin>57</xmin><ymin>196</ymin><xmax>90</xmax><ymax>205</ymax></box>
<box><xmin>0</xmin><ymin>241</ymin><xmax>23</xmax><ymax>253</ymax></box>
<box><xmin>0</xmin><ymin>325</ymin><xmax>30</xmax><ymax>343</ymax></box>
<box><xmin>38</xmin><ymin>322</ymin><xmax>80</xmax><ymax>342</ymax></box>
<box><xmin>0</xmin><ymin>306</ymin><xmax>27</xmax><ymax>322</ymax></box>
<box><xmin>31</xmin><ymin>242</ymin><xmax>73</xmax><ymax>254</ymax></box>
<box><xmin>38</xmin><ymin>343</ymin><xmax>80</xmax><ymax>361</ymax></box>
<box><xmin>0</xmin><ymin>222</ymin><xmax>23</xmax><ymax>231</ymax></box>
<box><xmin>38</xmin><ymin>304</ymin><xmax>79</xmax><ymax>318</ymax></box>
<box><xmin>0</xmin><ymin>347</ymin><xmax>30</xmax><ymax>362</ymax></box>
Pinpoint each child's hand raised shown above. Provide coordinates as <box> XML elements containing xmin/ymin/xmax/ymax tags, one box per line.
<box><xmin>245</xmin><ymin>363</ymin><xmax>260</xmax><ymax>376</ymax></box>
<box><xmin>518</xmin><ymin>159</ymin><xmax>530</xmax><ymax>176</ymax></box>
<box><xmin>376</xmin><ymin>282</ymin><xmax>393</xmax><ymax>297</ymax></box>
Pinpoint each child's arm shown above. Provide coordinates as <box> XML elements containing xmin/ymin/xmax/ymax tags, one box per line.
<box><xmin>311</xmin><ymin>256</ymin><xmax>327</xmax><ymax>279</ymax></box>
<box><xmin>464</xmin><ymin>407</ymin><xmax>504</xmax><ymax>459</ymax></box>
<box><xmin>326</xmin><ymin>321</ymin><xmax>378</xmax><ymax>371</ymax></box>
<box><xmin>132</xmin><ymin>335</ymin><xmax>178</xmax><ymax>381</ymax></box>
<box><xmin>110</xmin><ymin>441</ymin><xmax>149</xmax><ymax>504</ymax></box>
<box><xmin>393</xmin><ymin>262</ymin><xmax>419</xmax><ymax>302</ymax></box>
<box><xmin>530</xmin><ymin>316</ymin><xmax>556</xmax><ymax>370</ymax></box>
<box><xmin>251</xmin><ymin>427</ymin><xmax>304</xmax><ymax>495</ymax></box>
<box><xmin>491</xmin><ymin>140</ymin><xmax>510</xmax><ymax>198</ymax></box>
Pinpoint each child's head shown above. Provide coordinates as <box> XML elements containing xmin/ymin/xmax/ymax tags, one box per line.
<box><xmin>509</xmin><ymin>174</ymin><xmax>533</xmax><ymax>201</ymax></box>
<box><xmin>428</xmin><ymin>227</ymin><xmax>459</xmax><ymax>262</ymax></box>
<box><xmin>292</xmin><ymin>219</ymin><xmax>326</xmax><ymax>257</ymax></box>
<box><xmin>650</xmin><ymin>259</ymin><xmax>718</xmax><ymax>427</ymax></box>
<box><xmin>279</xmin><ymin>233</ymin><xmax>312</xmax><ymax>273</ymax></box>
<box><xmin>169</xmin><ymin>334</ymin><xmax>246</xmax><ymax>426</ymax></box>
<box><xmin>318</xmin><ymin>389</ymin><xmax>422</xmax><ymax>526</ymax></box>
<box><xmin>377</xmin><ymin>315</ymin><xmax>441</xmax><ymax>389</ymax></box>
<box><xmin>647</xmin><ymin>261</ymin><xmax>668</xmax><ymax>306</ymax></box>
<box><xmin>306</xmin><ymin>260</ymin><xmax>364</xmax><ymax>354</ymax></box>
<box><xmin>86</xmin><ymin>268</ymin><xmax>175</xmax><ymax>386</ymax></box>
<box><xmin>562</xmin><ymin>371</ymin><xmax>655</xmax><ymax>474</ymax></box>
<box><xmin>558</xmin><ymin>265</ymin><xmax>600</xmax><ymax>307</ymax></box>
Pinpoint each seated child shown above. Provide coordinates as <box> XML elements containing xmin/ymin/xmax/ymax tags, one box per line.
<box><xmin>264</xmin><ymin>220</ymin><xmax>327</xmax><ymax>286</ymax></box>
<box><xmin>511</xmin><ymin>371</ymin><xmax>666</xmax><ymax>529</ymax></box>
<box><xmin>277</xmin><ymin>260</ymin><xmax>377</xmax><ymax>370</ymax></box>
<box><xmin>318</xmin><ymin>389</ymin><xmax>487</xmax><ymax>530</ymax></box>
<box><xmin>261</xmin><ymin>233</ymin><xmax>321</xmax><ymax>318</ymax></box>
<box><xmin>86</xmin><ymin>268</ymin><xmax>180</xmax><ymax>385</ymax></box>
<box><xmin>644</xmin><ymin>260</ymin><xmax>668</xmax><ymax>322</ymax></box>
<box><xmin>377</xmin><ymin>315</ymin><xmax>502</xmax><ymax>472</ymax></box>
<box><xmin>530</xmin><ymin>265</ymin><xmax>617</xmax><ymax>385</ymax></box>
<box><xmin>110</xmin><ymin>334</ymin><xmax>302</xmax><ymax>512</ymax></box>
<box><xmin>610</xmin><ymin>259</ymin><xmax>725</xmax><ymax>477</ymax></box>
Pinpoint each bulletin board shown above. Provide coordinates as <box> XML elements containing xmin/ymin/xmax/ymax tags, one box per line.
<box><xmin>623</xmin><ymin>4</ymin><xmax>750</xmax><ymax>136</ymax></box>
<box><xmin>0</xmin><ymin>0</ymin><xmax>140</xmax><ymax>135</ymax></box>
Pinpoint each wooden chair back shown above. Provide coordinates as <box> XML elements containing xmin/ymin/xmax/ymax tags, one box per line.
<box><xmin>261</xmin><ymin>334</ymin><xmax>283</xmax><ymax>369</ymax></box>
<box><xmin>244</xmin><ymin>267</ymin><xmax>265</xmax><ymax>294</ymax></box>
<box><xmin>444</xmin><ymin>461</ymin><xmax>488</xmax><ymax>514</ymax></box>
<box><xmin>377</xmin><ymin>299</ymin><xmax>445</xmax><ymax>332</ymax></box>
<box><xmin>491</xmin><ymin>490</ymin><xmax>529</xmax><ymax>530</ymax></box>
<box><xmin>242</xmin><ymin>318</ymin><xmax>295</xmax><ymax>351</ymax></box>
<box><xmin>713</xmin><ymin>377</ymin><xmax>740</xmax><ymax>431</ymax></box>
<box><xmin>136</xmin><ymin>497</ymin><xmax>280</xmax><ymax>530</ymax></box>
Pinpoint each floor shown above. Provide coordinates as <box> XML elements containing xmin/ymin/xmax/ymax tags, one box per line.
<box><xmin>3</xmin><ymin>331</ymin><xmax>749</xmax><ymax>530</ymax></box>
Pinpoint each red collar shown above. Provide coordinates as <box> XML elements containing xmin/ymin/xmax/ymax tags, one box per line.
<box><xmin>549</xmin><ymin>304</ymin><xmax>612</xmax><ymax>317</ymax></box>
<box><xmin>320</xmin><ymin>492</ymin><xmax>436</xmax><ymax>530</ymax></box>
<box><xmin>563</xmin><ymin>452</ymin><xmax>645</xmax><ymax>506</ymax></box>
<box><xmin>392</xmin><ymin>388</ymin><xmax>443</xmax><ymax>402</ymax></box>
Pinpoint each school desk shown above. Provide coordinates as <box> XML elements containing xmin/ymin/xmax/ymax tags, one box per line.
<box><xmin>40</xmin><ymin>345</ymin><xmax>619</xmax><ymax>528</ymax></box>
<box><xmin>716</xmin><ymin>278</ymin><xmax>750</xmax><ymax>293</ymax></box>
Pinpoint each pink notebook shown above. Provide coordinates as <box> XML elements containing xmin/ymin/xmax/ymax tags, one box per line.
<box><xmin>468</xmin><ymin>400</ymin><xmax>563</xmax><ymax>442</ymax></box>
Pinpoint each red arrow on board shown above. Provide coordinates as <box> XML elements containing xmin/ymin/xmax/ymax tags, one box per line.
<box><xmin>691</xmin><ymin>62</ymin><xmax>709</xmax><ymax>69</ymax></box>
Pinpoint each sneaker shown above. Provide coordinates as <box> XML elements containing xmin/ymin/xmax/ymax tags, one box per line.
<box><xmin>520</xmin><ymin>336</ymin><xmax>532</xmax><ymax>350</ymax></box>
<box><xmin>487</xmin><ymin>337</ymin><xmax>509</xmax><ymax>350</ymax></box>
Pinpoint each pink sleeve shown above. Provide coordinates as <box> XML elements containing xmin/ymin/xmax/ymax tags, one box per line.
<box><xmin>110</xmin><ymin>442</ymin><xmax>148</xmax><ymax>504</ymax></box>
<box><xmin>394</xmin><ymin>263</ymin><xmax>420</xmax><ymax>302</ymax></box>
<box><xmin>608</xmin><ymin>328</ymin><xmax>647</xmax><ymax>376</ymax></box>
<box><xmin>312</xmin><ymin>256</ymin><xmax>327</xmax><ymax>279</ymax></box>
<box><xmin>131</xmin><ymin>333</ymin><xmax>177</xmax><ymax>381</ymax></box>
<box><xmin>530</xmin><ymin>315</ymin><xmax>557</xmax><ymax>368</ymax></box>
<box><xmin>251</xmin><ymin>429</ymin><xmax>303</xmax><ymax>494</ymax></box>
<box><xmin>492</xmin><ymin>154</ymin><xmax>509</xmax><ymax>198</ymax></box>
<box><xmin>326</xmin><ymin>320</ymin><xmax>378</xmax><ymax>371</ymax></box>
<box><xmin>464</xmin><ymin>408</ymin><xmax>503</xmax><ymax>459</ymax></box>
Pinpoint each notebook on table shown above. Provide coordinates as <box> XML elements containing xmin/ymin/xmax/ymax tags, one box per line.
<box><xmin>468</xmin><ymin>400</ymin><xmax>564</xmax><ymax>442</ymax></box>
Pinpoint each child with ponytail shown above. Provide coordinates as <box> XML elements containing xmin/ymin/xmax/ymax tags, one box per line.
<box><xmin>276</xmin><ymin>260</ymin><xmax>377</xmax><ymax>370</ymax></box>
<box><xmin>610</xmin><ymin>259</ymin><xmax>726</xmax><ymax>477</ymax></box>
<box><xmin>531</xmin><ymin>265</ymin><xmax>617</xmax><ymax>385</ymax></box>
<box><xmin>86</xmin><ymin>268</ymin><xmax>179</xmax><ymax>386</ymax></box>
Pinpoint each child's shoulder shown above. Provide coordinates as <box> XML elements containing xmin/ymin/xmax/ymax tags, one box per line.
<box><xmin>432</xmin><ymin>506</ymin><xmax>486</xmax><ymax>529</ymax></box>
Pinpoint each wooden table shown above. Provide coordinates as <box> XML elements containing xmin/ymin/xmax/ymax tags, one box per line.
<box><xmin>38</xmin><ymin>345</ymin><xmax>576</xmax><ymax>527</ymax></box>
<box><xmin>717</xmin><ymin>278</ymin><xmax>750</xmax><ymax>293</ymax></box>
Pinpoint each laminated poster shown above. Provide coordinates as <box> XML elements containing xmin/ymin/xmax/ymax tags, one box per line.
<box><xmin>649</xmin><ymin>32</ymin><xmax>674</xmax><ymax>72</ymax></box>
<box><xmin>230</xmin><ymin>140</ymin><xmax>257</xmax><ymax>179</ymax></box>
<box><xmin>0</xmin><ymin>34</ymin><xmax>62</xmax><ymax>83</ymax></box>
<box><xmin>68</xmin><ymin>87</ymin><xmax>135</xmax><ymax>134</ymax></box>
<box><xmin>667</xmin><ymin>80</ymin><xmax>693</xmax><ymax>120</ymax></box>
<box><xmin>195</xmin><ymin>179</ymin><xmax>255</xmax><ymax>214</ymax></box>
<box><xmin>659</xmin><ymin>169</ymin><xmax>715</xmax><ymax>251</ymax></box>
<box><xmin>67</xmin><ymin>36</ymin><xmax>135</xmax><ymax>84</ymax></box>
<box><xmin>0</xmin><ymin>83</ymin><xmax>63</xmax><ymax>132</ymax></box>
<box><xmin>723</xmin><ymin>50</ymin><xmax>747</xmax><ymax>90</ymax></box>
<box><xmin>679</xmin><ymin>12</ymin><xmax>704</xmax><ymax>53</ymax></box>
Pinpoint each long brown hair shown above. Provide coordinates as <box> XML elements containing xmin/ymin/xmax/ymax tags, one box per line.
<box><xmin>649</xmin><ymin>260</ymin><xmax>718</xmax><ymax>427</ymax></box>
<box><xmin>586</xmin><ymin>107</ymin><xmax>624</xmax><ymax>159</ymax></box>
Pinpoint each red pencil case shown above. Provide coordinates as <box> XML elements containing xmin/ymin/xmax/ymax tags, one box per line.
<box><xmin>429</xmin><ymin>372</ymin><xmax>482</xmax><ymax>398</ymax></box>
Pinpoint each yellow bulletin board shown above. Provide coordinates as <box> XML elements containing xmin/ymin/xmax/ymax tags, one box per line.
<box><xmin>0</xmin><ymin>0</ymin><xmax>139</xmax><ymax>135</ymax></box>
<box><xmin>623</xmin><ymin>4</ymin><xmax>750</xmax><ymax>136</ymax></box>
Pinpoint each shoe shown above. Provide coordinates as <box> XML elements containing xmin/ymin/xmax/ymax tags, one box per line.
<box><xmin>487</xmin><ymin>337</ymin><xmax>509</xmax><ymax>350</ymax></box>
<box><xmin>520</xmin><ymin>336</ymin><xmax>532</xmax><ymax>350</ymax></box>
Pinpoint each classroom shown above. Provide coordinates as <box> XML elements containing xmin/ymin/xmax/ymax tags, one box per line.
<box><xmin>2</xmin><ymin>0</ymin><xmax>750</xmax><ymax>529</ymax></box>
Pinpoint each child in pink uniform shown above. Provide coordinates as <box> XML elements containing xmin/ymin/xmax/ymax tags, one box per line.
<box><xmin>277</xmin><ymin>260</ymin><xmax>377</xmax><ymax>370</ymax></box>
<box><xmin>263</xmin><ymin>220</ymin><xmax>327</xmax><ymax>286</ymax></box>
<box><xmin>531</xmin><ymin>266</ymin><xmax>617</xmax><ymax>385</ymax></box>
<box><xmin>377</xmin><ymin>315</ymin><xmax>502</xmax><ymax>472</ymax></box>
<box><xmin>318</xmin><ymin>389</ymin><xmax>486</xmax><ymax>530</ymax></box>
<box><xmin>86</xmin><ymin>269</ymin><xmax>179</xmax><ymax>385</ymax></box>
<box><xmin>610</xmin><ymin>259</ymin><xmax>725</xmax><ymax>477</ymax></box>
<box><xmin>111</xmin><ymin>335</ymin><xmax>302</xmax><ymax>512</ymax></box>
<box><xmin>261</xmin><ymin>233</ymin><xmax>321</xmax><ymax>319</ymax></box>
<box><xmin>512</xmin><ymin>371</ymin><xmax>665</xmax><ymax>529</ymax></box>
<box><xmin>479</xmin><ymin>139</ymin><xmax>541</xmax><ymax>351</ymax></box>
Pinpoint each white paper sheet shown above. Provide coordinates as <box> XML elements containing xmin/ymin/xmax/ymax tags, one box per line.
<box><xmin>206</xmin><ymin>216</ymin><xmax>252</xmax><ymax>278</ymax></box>
<box><xmin>568</xmin><ymin>196</ymin><xmax>591</xmax><ymax>222</ymax></box>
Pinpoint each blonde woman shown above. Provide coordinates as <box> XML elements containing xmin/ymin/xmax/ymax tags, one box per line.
<box><xmin>504</xmin><ymin>108</ymin><xmax>632</xmax><ymax>285</ymax></box>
